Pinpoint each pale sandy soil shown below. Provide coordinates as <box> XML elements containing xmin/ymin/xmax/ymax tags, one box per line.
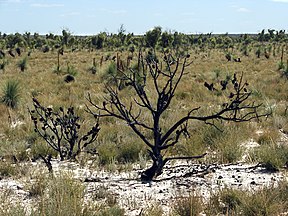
<box><xmin>0</xmin><ymin>134</ymin><xmax>287</xmax><ymax>215</ymax></box>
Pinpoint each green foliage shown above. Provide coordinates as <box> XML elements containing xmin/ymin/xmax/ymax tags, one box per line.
<box><xmin>107</xmin><ymin>61</ymin><xmax>117</xmax><ymax>76</ymax></box>
<box><xmin>240</xmin><ymin>185</ymin><xmax>287</xmax><ymax>216</ymax></box>
<box><xmin>1</xmin><ymin>79</ymin><xmax>21</xmax><ymax>109</ymax></box>
<box><xmin>278</xmin><ymin>61</ymin><xmax>285</xmax><ymax>70</ymax></box>
<box><xmin>30</xmin><ymin>139</ymin><xmax>58</xmax><ymax>161</ymax></box>
<box><xmin>187</xmin><ymin>123</ymin><xmax>249</xmax><ymax>164</ymax></box>
<box><xmin>281</xmin><ymin>60</ymin><xmax>288</xmax><ymax>79</ymax></box>
<box><xmin>225</xmin><ymin>52</ymin><xmax>232</xmax><ymax>61</ymax></box>
<box><xmin>91</xmin><ymin>33</ymin><xmax>106</xmax><ymax>49</ymax></box>
<box><xmin>102</xmin><ymin>62</ymin><xmax>119</xmax><ymax>86</ymax></box>
<box><xmin>66</xmin><ymin>63</ymin><xmax>78</xmax><ymax>77</ymax></box>
<box><xmin>145</xmin><ymin>49</ymin><xmax>158</xmax><ymax>63</ymax></box>
<box><xmin>88</xmin><ymin>59</ymin><xmax>97</xmax><ymax>74</ymax></box>
<box><xmin>207</xmin><ymin>181</ymin><xmax>288</xmax><ymax>216</ymax></box>
<box><xmin>145</xmin><ymin>26</ymin><xmax>162</xmax><ymax>49</ymax></box>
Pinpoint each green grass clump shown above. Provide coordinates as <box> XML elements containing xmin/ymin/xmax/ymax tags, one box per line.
<box><xmin>206</xmin><ymin>181</ymin><xmax>288</xmax><ymax>215</ymax></box>
<box><xmin>116</xmin><ymin>141</ymin><xmax>143</xmax><ymax>163</ymax></box>
<box><xmin>251</xmin><ymin>143</ymin><xmax>288</xmax><ymax>171</ymax></box>
<box><xmin>66</xmin><ymin>63</ymin><xmax>78</xmax><ymax>77</ymax></box>
<box><xmin>34</xmin><ymin>173</ymin><xmax>85</xmax><ymax>216</ymax></box>
<box><xmin>1</xmin><ymin>80</ymin><xmax>21</xmax><ymax>109</ymax></box>
<box><xmin>182</xmin><ymin>123</ymin><xmax>249</xmax><ymax>164</ymax></box>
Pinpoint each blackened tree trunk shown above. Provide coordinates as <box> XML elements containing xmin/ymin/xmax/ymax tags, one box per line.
<box><xmin>87</xmin><ymin>49</ymin><xmax>269</xmax><ymax>181</ymax></box>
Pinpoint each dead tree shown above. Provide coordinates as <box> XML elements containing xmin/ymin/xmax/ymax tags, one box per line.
<box><xmin>29</xmin><ymin>98</ymin><xmax>100</xmax><ymax>161</ymax></box>
<box><xmin>86</xmin><ymin>50</ymin><xmax>269</xmax><ymax>181</ymax></box>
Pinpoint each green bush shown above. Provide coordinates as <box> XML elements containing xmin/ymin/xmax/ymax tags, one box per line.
<box><xmin>205</xmin><ymin>183</ymin><xmax>288</xmax><ymax>215</ymax></box>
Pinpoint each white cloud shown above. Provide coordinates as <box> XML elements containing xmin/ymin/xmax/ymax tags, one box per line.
<box><xmin>271</xmin><ymin>0</ymin><xmax>288</xmax><ymax>2</ymax></box>
<box><xmin>237</xmin><ymin>7</ymin><xmax>251</xmax><ymax>13</ymax></box>
<box><xmin>30</xmin><ymin>3</ymin><xmax>64</xmax><ymax>8</ymax></box>
<box><xmin>229</xmin><ymin>4</ymin><xmax>251</xmax><ymax>13</ymax></box>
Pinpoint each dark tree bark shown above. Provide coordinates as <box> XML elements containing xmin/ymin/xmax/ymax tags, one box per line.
<box><xmin>87</xmin><ymin>49</ymin><xmax>270</xmax><ymax>181</ymax></box>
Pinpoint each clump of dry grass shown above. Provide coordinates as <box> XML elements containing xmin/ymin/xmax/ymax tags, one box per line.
<box><xmin>206</xmin><ymin>180</ymin><xmax>288</xmax><ymax>216</ymax></box>
<box><xmin>141</xmin><ymin>202</ymin><xmax>164</xmax><ymax>216</ymax></box>
<box><xmin>172</xmin><ymin>192</ymin><xmax>204</xmax><ymax>216</ymax></box>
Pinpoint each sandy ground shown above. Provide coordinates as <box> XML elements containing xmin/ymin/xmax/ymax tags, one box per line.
<box><xmin>0</xmin><ymin>157</ymin><xmax>287</xmax><ymax>216</ymax></box>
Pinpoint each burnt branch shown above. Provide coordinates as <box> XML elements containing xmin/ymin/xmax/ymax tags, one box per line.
<box><xmin>87</xmin><ymin>49</ymin><xmax>269</xmax><ymax>181</ymax></box>
<box><xmin>29</xmin><ymin>98</ymin><xmax>100</xmax><ymax>161</ymax></box>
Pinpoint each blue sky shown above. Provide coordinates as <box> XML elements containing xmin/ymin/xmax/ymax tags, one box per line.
<box><xmin>0</xmin><ymin>0</ymin><xmax>287</xmax><ymax>35</ymax></box>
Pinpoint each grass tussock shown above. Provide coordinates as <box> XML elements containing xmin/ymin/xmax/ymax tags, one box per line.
<box><xmin>1</xmin><ymin>79</ymin><xmax>21</xmax><ymax>109</ymax></box>
<box><xmin>172</xmin><ymin>192</ymin><xmax>204</xmax><ymax>216</ymax></box>
<box><xmin>206</xmin><ymin>180</ymin><xmax>288</xmax><ymax>216</ymax></box>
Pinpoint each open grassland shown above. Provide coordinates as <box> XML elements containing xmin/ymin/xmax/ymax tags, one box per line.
<box><xmin>0</xmin><ymin>40</ymin><xmax>288</xmax><ymax>215</ymax></box>
<box><xmin>1</xmin><ymin>46</ymin><xmax>288</xmax><ymax>163</ymax></box>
